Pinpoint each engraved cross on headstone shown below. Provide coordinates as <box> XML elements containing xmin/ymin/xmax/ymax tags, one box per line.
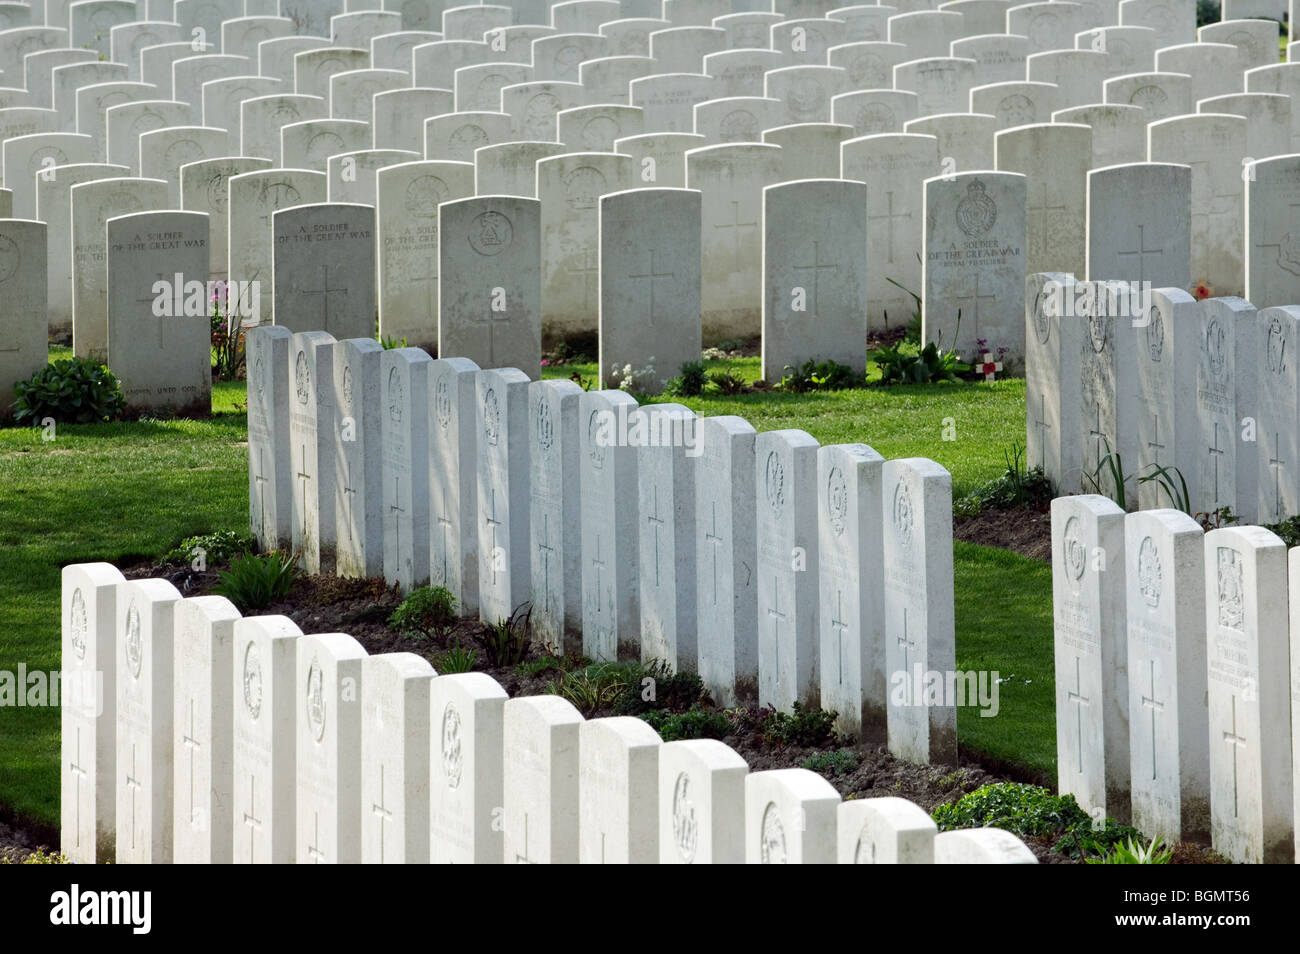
<box><xmin>1032</xmin><ymin>392</ymin><xmax>1051</xmax><ymax>471</ymax></box>
<box><xmin>791</xmin><ymin>240</ymin><xmax>839</xmax><ymax>320</ymax></box>
<box><xmin>301</xmin><ymin>264</ymin><xmax>349</xmax><ymax>326</ymax></box>
<box><xmin>953</xmin><ymin>272</ymin><xmax>996</xmax><ymax>341</ymax></box>
<box><xmin>307</xmin><ymin>809</ymin><xmax>326</xmax><ymax>863</ymax></box>
<box><xmin>435</xmin><ymin>485</ymin><xmax>453</xmax><ymax>585</ymax></box>
<box><xmin>1269</xmin><ymin>431</ymin><xmax>1285</xmax><ymax>518</ymax></box>
<box><xmin>1208</xmin><ymin>421</ymin><xmax>1226</xmax><ymax>502</ymax></box>
<box><xmin>1222</xmin><ymin>694</ymin><xmax>1247</xmax><ymax>818</ymax></box>
<box><xmin>341</xmin><ymin>459</ymin><xmax>358</xmax><ymax>546</ymax></box>
<box><xmin>830</xmin><ymin>589</ymin><xmax>849</xmax><ymax>686</ymax></box>
<box><xmin>714</xmin><ymin>198</ymin><xmax>758</xmax><ymax>273</ymax></box>
<box><xmin>389</xmin><ymin>474</ymin><xmax>405</xmax><ymax>564</ymax></box>
<box><xmin>867</xmin><ymin>189</ymin><xmax>908</xmax><ymax>265</ymax></box>
<box><xmin>1116</xmin><ymin>224</ymin><xmax>1164</xmax><ymax>284</ymax></box>
<box><xmin>646</xmin><ymin>484</ymin><xmax>666</xmax><ymax>586</ymax></box>
<box><xmin>69</xmin><ymin>726</ymin><xmax>88</xmax><ymax>848</ymax></box>
<box><xmin>1251</xmin><ymin>196</ymin><xmax>1300</xmax><ymax>270</ymax></box>
<box><xmin>1146</xmin><ymin>413</ymin><xmax>1167</xmax><ymax>470</ymax></box>
<box><xmin>567</xmin><ymin>246</ymin><xmax>598</xmax><ymax>310</ymax></box>
<box><xmin>254</xmin><ymin>446</ymin><xmax>271</xmax><ymax>541</ymax></box>
<box><xmin>296</xmin><ymin>441</ymin><xmax>312</xmax><ymax>517</ymax></box>
<box><xmin>515</xmin><ymin>811</ymin><xmax>538</xmax><ymax>863</ymax></box>
<box><xmin>1067</xmin><ymin>656</ymin><xmax>1090</xmax><ymax>775</ymax></box>
<box><xmin>125</xmin><ymin>742</ymin><xmax>143</xmax><ymax>850</ymax></box>
<box><xmin>182</xmin><ymin>698</ymin><xmax>201</xmax><ymax>827</ymax></box>
<box><xmin>767</xmin><ymin>576</ymin><xmax>787</xmax><ymax>673</ymax></box>
<box><xmin>485</xmin><ymin>486</ymin><xmax>502</xmax><ymax>584</ymax></box>
<box><xmin>1027</xmin><ymin>181</ymin><xmax>1067</xmax><ymax>251</ymax></box>
<box><xmin>537</xmin><ymin>512</ymin><xmax>556</xmax><ymax>611</ymax></box>
<box><xmin>242</xmin><ymin>774</ymin><xmax>263</xmax><ymax>861</ymax></box>
<box><xmin>372</xmin><ymin>765</ymin><xmax>394</xmax><ymax>863</ymax></box>
<box><xmin>704</xmin><ymin>500</ymin><xmax>723</xmax><ymax>606</ymax></box>
<box><xmin>629</xmin><ymin>247</ymin><xmax>674</xmax><ymax>326</ymax></box>
<box><xmin>474</xmin><ymin>300</ymin><xmax>513</xmax><ymax>364</ymax></box>
<box><xmin>1139</xmin><ymin>658</ymin><xmax>1164</xmax><ymax>781</ymax></box>
<box><xmin>896</xmin><ymin>607</ymin><xmax>915</xmax><ymax>702</ymax></box>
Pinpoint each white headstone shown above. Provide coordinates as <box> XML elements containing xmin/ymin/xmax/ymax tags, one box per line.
<box><xmin>428</xmin><ymin>356</ymin><xmax>482</xmax><ymax>617</ymax></box>
<box><xmin>836</xmin><ymin>795</ymin><xmax>936</xmax><ymax>863</ymax></box>
<box><xmin>502</xmin><ymin>695</ymin><xmax>583</xmax><ymax>863</ymax></box>
<box><xmin>476</xmin><ymin>366</ymin><xmax>532</xmax><ymax>623</ymax></box>
<box><xmin>429</xmin><ymin>672</ymin><xmax>509</xmax><ymax>863</ymax></box>
<box><xmin>334</xmin><ymin>337</ymin><xmax>385</xmax><ymax>579</ymax></box>
<box><xmin>744</xmin><ymin>768</ymin><xmax>839</xmax><ymax>863</ymax></box>
<box><xmin>529</xmin><ymin>378</ymin><xmax>583</xmax><ymax>655</ymax></box>
<box><xmin>381</xmin><ymin>347</ymin><xmax>433</xmax><ymax>592</ymax></box>
<box><xmin>273</xmin><ymin>202</ymin><xmax>376</xmax><ymax>340</ymax></box>
<box><xmin>578</xmin><ymin>716</ymin><xmax>661</xmax><ymax>863</ymax></box>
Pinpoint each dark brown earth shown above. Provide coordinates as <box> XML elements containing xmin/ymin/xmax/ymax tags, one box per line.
<box><xmin>954</xmin><ymin>506</ymin><xmax>1053</xmax><ymax>563</ymax></box>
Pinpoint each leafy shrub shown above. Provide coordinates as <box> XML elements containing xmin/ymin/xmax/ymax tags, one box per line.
<box><xmin>760</xmin><ymin>702</ymin><xmax>839</xmax><ymax>747</ymax></box>
<box><xmin>1195</xmin><ymin>0</ymin><xmax>1220</xmax><ymax>27</ymax></box>
<box><xmin>715</xmin><ymin>338</ymin><xmax>748</xmax><ymax>352</ymax></box>
<box><xmin>641</xmin><ymin>705</ymin><xmax>730</xmax><ymax>741</ymax></box>
<box><xmin>664</xmin><ymin>359</ymin><xmax>707</xmax><ymax>397</ymax></box>
<box><xmin>210</xmin><ymin>287</ymin><xmax>245</xmax><ymax>381</ymax></box>
<box><xmin>162</xmin><ymin>530</ymin><xmax>257</xmax><ymax>567</ymax></box>
<box><xmin>0</xmin><ymin>848</ymin><xmax>69</xmax><ymax>864</ymax></box>
<box><xmin>515</xmin><ymin>654</ymin><xmax>584</xmax><ymax>677</ymax></box>
<box><xmin>211</xmin><ymin>551</ymin><xmax>299</xmax><ymax>611</ymax></box>
<box><xmin>778</xmin><ymin>359</ymin><xmax>861</xmax><ymax>393</ymax></box>
<box><xmin>1086</xmin><ymin>835</ymin><xmax>1173</xmax><ymax>865</ymax></box>
<box><xmin>12</xmin><ymin>358</ymin><xmax>126</xmax><ymax>425</ymax></box>
<box><xmin>482</xmin><ymin>603</ymin><xmax>532</xmax><ymax>666</ymax></box>
<box><xmin>1264</xmin><ymin>514</ymin><xmax>1300</xmax><ymax>547</ymax></box>
<box><xmin>379</xmin><ymin>335</ymin><xmax>408</xmax><ymax>350</ymax></box>
<box><xmin>932</xmin><ymin>782</ymin><xmax>1089</xmax><ymax>838</ymax></box>
<box><xmin>873</xmin><ymin>338</ymin><xmax>969</xmax><ymax>385</ymax></box>
<box><xmin>387</xmin><ymin>585</ymin><xmax>457</xmax><ymax>638</ymax></box>
<box><xmin>548</xmin><ymin>661</ymin><xmax>637</xmax><ymax>714</ymax></box>
<box><xmin>956</xmin><ymin>444</ymin><xmax>1053</xmax><ymax>515</ymax></box>
<box><xmin>437</xmin><ymin>641</ymin><xmax>478</xmax><ymax>674</ymax></box>
<box><xmin>1139</xmin><ymin>463</ymin><xmax>1191</xmax><ymax>513</ymax></box>
<box><xmin>612</xmin><ymin>659</ymin><xmax>706</xmax><ymax>715</ymax></box>
<box><xmin>802</xmin><ymin>748</ymin><xmax>859</xmax><ymax>777</ymax></box>
<box><xmin>709</xmin><ymin>369</ymin><xmax>748</xmax><ymax>394</ymax></box>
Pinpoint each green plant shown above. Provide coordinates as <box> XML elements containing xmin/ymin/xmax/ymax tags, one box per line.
<box><xmin>664</xmin><ymin>359</ymin><xmax>707</xmax><ymax>397</ymax></box>
<box><xmin>1139</xmin><ymin>462</ymin><xmax>1191</xmax><ymax>514</ymax></box>
<box><xmin>760</xmin><ymin>702</ymin><xmax>840</xmax><ymax>747</ymax></box>
<box><xmin>387</xmin><ymin>585</ymin><xmax>457</xmax><ymax>639</ymax></box>
<box><xmin>162</xmin><ymin>529</ymin><xmax>257</xmax><ymax>567</ymax></box>
<box><xmin>873</xmin><ymin>337</ymin><xmax>969</xmax><ymax>385</ymax></box>
<box><xmin>957</xmin><ymin>443</ymin><xmax>1053</xmax><ymax>514</ymax></box>
<box><xmin>1083</xmin><ymin>437</ymin><xmax>1129</xmax><ymax>509</ymax></box>
<box><xmin>515</xmin><ymin>654</ymin><xmax>583</xmax><ymax>677</ymax></box>
<box><xmin>569</xmin><ymin>370</ymin><xmax>595</xmax><ymax>391</ymax></box>
<box><xmin>933</xmin><ymin>782</ymin><xmax>1090</xmax><ymax>838</ymax></box>
<box><xmin>1197</xmin><ymin>506</ymin><xmax>1237</xmax><ymax>532</ymax></box>
<box><xmin>12</xmin><ymin>357</ymin><xmax>126</xmax><ymax>425</ymax></box>
<box><xmin>437</xmin><ymin>640</ymin><xmax>478</xmax><ymax>674</ymax></box>
<box><xmin>0</xmin><ymin>848</ymin><xmax>69</xmax><ymax>864</ymax></box>
<box><xmin>885</xmin><ymin>257</ymin><xmax>924</xmax><ymax>342</ymax></box>
<box><xmin>482</xmin><ymin>603</ymin><xmax>532</xmax><ymax>666</ymax></box>
<box><xmin>379</xmin><ymin>335</ymin><xmax>408</xmax><ymax>350</ymax></box>
<box><xmin>549</xmin><ymin>661</ymin><xmax>635</xmax><ymax>714</ymax></box>
<box><xmin>1264</xmin><ymin>514</ymin><xmax>1300</xmax><ymax>547</ymax></box>
<box><xmin>1196</xmin><ymin>0</ymin><xmax>1220</xmax><ymax>27</ymax></box>
<box><xmin>709</xmin><ymin>369</ymin><xmax>748</xmax><ymax>394</ymax></box>
<box><xmin>1086</xmin><ymin>834</ymin><xmax>1173</xmax><ymax>864</ymax></box>
<box><xmin>210</xmin><ymin>284</ymin><xmax>246</xmax><ymax>381</ymax></box>
<box><xmin>778</xmin><ymin>358</ymin><xmax>861</xmax><ymax>393</ymax></box>
<box><xmin>211</xmin><ymin>550</ymin><xmax>299</xmax><ymax>611</ymax></box>
<box><xmin>716</xmin><ymin>338</ymin><xmax>748</xmax><ymax>352</ymax></box>
<box><xmin>612</xmin><ymin>659</ymin><xmax>706</xmax><ymax>715</ymax></box>
<box><xmin>802</xmin><ymin>748</ymin><xmax>859</xmax><ymax>777</ymax></box>
<box><xmin>641</xmin><ymin>705</ymin><xmax>730</xmax><ymax>741</ymax></box>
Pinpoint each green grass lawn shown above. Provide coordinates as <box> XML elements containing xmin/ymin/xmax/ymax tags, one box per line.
<box><xmin>0</xmin><ymin>353</ymin><xmax>1055</xmax><ymax>830</ymax></box>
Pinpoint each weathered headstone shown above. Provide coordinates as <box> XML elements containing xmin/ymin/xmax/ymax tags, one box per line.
<box><xmin>836</xmin><ymin>795</ymin><xmax>937</xmax><ymax>864</ymax></box>
<box><xmin>429</xmin><ymin>672</ymin><xmax>508</xmax><ymax>863</ymax></box>
<box><xmin>933</xmin><ymin>828</ymin><xmax>1039</xmax><ymax>863</ymax></box>
<box><xmin>1124</xmin><ymin>509</ymin><xmax>1209</xmax><ymax>845</ymax></box>
<box><xmin>744</xmin><ymin>768</ymin><xmax>839</xmax><ymax>863</ymax></box>
<box><xmin>1244</xmin><ymin>155</ymin><xmax>1300</xmax><ymax>310</ymax></box>
<box><xmin>381</xmin><ymin>347</ymin><xmax>433</xmax><ymax>592</ymax></box>
<box><xmin>1051</xmin><ymin>494</ymin><xmax>1129</xmax><ymax>824</ymax></box>
<box><xmin>231</xmin><ymin>614</ymin><xmax>302</xmax><ymax>863</ymax></box>
<box><xmin>1086</xmin><ymin>162</ymin><xmax>1191</xmax><ymax>291</ymax></box>
<box><xmin>172</xmin><ymin>595</ymin><xmax>241</xmax><ymax>864</ymax></box>
<box><xmin>477</xmin><ymin>366</ymin><xmax>532</xmax><ymax>624</ymax></box>
<box><xmin>695</xmin><ymin>416</ymin><xmax>758</xmax><ymax>706</ymax></box>
<box><xmin>529</xmin><ymin>378</ymin><xmax>583</xmax><ymax>655</ymax></box>
<box><xmin>578</xmin><ymin>717</ymin><xmax>661</xmax><ymax>863</ymax></box>
<box><xmin>502</xmin><ymin>695</ymin><xmax>584</xmax><ymax>864</ymax></box>
<box><xmin>761</xmin><ymin>178</ymin><xmax>867</xmax><ymax>381</ymax></box>
<box><xmin>1204</xmin><ymin>526</ymin><xmax>1293</xmax><ymax>863</ymax></box>
<box><xmin>0</xmin><ymin>218</ymin><xmax>46</xmax><ymax>420</ymax></box>
<box><xmin>439</xmin><ymin>195</ymin><xmax>543</xmax><ymax>378</ymax></box>
<box><xmin>376</xmin><ymin>159</ymin><xmax>475</xmax><ymax>350</ymax></box>
<box><xmin>1255</xmin><ymin>306</ymin><xmax>1300</xmax><ymax>524</ymax></box>
<box><xmin>333</xmin><ymin>337</ymin><xmax>385</xmax><ymax>579</ymax></box>
<box><xmin>272</xmin><ymin>202</ymin><xmax>376</xmax><ymax>340</ymax></box>
<box><xmin>1025</xmin><ymin>272</ymin><xmax>1082</xmax><ymax>493</ymax></box>
<box><xmin>922</xmin><ymin>171</ymin><xmax>1027</xmax><ymax>365</ymax></box>
<box><xmin>818</xmin><ymin>443</ymin><xmax>885</xmax><ymax>738</ymax></box>
<box><xmin>428</xmin><ymin>357</ymin><xmax>482</xmax><ymax>617</ymax></box>
<box><xmin>115</xmin><ymin>578</ymin><xmax>182</xmax><ymax>864</ymax></box>
<box><xmin>361</xmin><ymin>652</ymin><xmax>435</xmax><ymax>864</ymax></box>
<box><xmin>1196</xmin><ymin>297</ymin><xmax>1248</xmax><ymax>517</ymax></box>
<box><xmin>105</xmin><ymin>210</ymin><xmax>212</xmax><ymax>415</ymax></box>
<box><xmin>598</xmin><ymin>187</ymin><xmax>701</xmax><ymax>391</ymax></box>
<box><xmin>288</xmin><ymin>331</ymin><xmax>339</xmax><ymax>575</ymax></box>
<box><xmin>657</xmin><ymin>738</ymin><xmax>747</xmax><ymax>864</ymax></box>
<box><xmin>246</xmin><ymin>326</ymin><xmax>293</xmax><ymax>552</ymax></box>
<box><xmin>295</xmin><ymin>632</ymin><xmax>368</xmax><ymax>864</ymax></box>
<box><xmin>179</xmin><ymin>156</ymin><xmax>271</xmax><ymax>283</ymax></box>
<box><xmin>61</xmin><ymin>562</ymin><xmax>124</xmax><ymax>864</ymax></box>
<box><xmin>995</xmin><ymin>123</ymin><xmax>1090</xmax><ymax>280</ymax></box>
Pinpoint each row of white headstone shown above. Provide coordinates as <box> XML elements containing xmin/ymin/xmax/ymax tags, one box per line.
<box><xmin>1051</xmin><ymin>495</ymin><xmax>1298</xmax><ymax>864</ymax></box>
<box><xmin>1026</xmin><ymin>272</ymin><xmax>1300</xmax><ymax>527</ymax></box>
<box><xmin>4</xmin><ymin>1</ymin><xmax>1300</xmax><ymax>369</ymax></box>
<box><xmin>246</xmin><ymin>325</ymin><xmax>958</xmax><ymax>755</ymax></box>
<box><xmin>60</xmin><ymin>560</ymin><xmax>1038</xmax><ymax>864</ymax></box>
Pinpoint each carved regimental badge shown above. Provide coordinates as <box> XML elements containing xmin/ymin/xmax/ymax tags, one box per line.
<box><xmin>1145</xmin><ymin>304</ymin><xmax>1165</xmax><ymax>362</ymax></box>
<box><xmin>1205</xmin><ymin>318</ymin><xmax>1227</xmax><ymax>378</ymax></box>
<box><xmin>124</xmin><ymin>600</ymin><xmax>142</xmax><ymax>680</ymax></box>
<box><xmin>441</xmin><ymin>703</ymin><xmax>463</xmax><ymax>789</ymax></box>
<box><xmin>483</xmin><ymin>387</ymin><xmax>501</xmax><ymax>446</ymax></box>
<box><xmin>1137</xmin><ymin>536</ymin><xmax>1162</xmax><ymax>608</ymax></box>
<box><xmin>243</xmin><ymin>641</ymin><xmax>263</xmax><ymax>719</ymax></box>
<box><xmin>764</xmin><ymin>451</ymin><xmax>785</xmax><ymax>516</ymax></box>
<box><xmin>69</xmin><ymin>589</ymin><xmax>87</xmax><ymax>661</ymax></box>
<box><xmin>1266</xmin><ymin>313</ymin><xmax>1287</xmax><ymax>375</ymax></box>
<box><xmin>388</xmin><ymin>366</ymin><xmax>404</xmax><ymax>425</ymax></box>
<box><xmin>1216</xmin><ymin>547</ymin><xmax>1243</xmax><ymax>631</ymax></box>
<box><xmin>587</xmin><ymin>409</ymin><xmax>606</xmax><ymax>470</ymax></box>
<box><xmin>306</xmin><ymin>657</ymin><xmax>326</xmax><ymax>742</ymax></box>
<box><xmin>435</xmin><ymin>376</ymin><xmax>452</xmax><ymax>430</ymax></box>
<box><xmin>827</xmin><ymin>466</ymin><xmax>849</xmax><ymax>536</ymax></box>
<box><xmin>469</xmin><ymin>211</ymin><xmax>512</xmax><ymax>256</ymax></box>
<box><xmin>672</xmin><ymin>772</ymin><xmax>698</xmax><ymax>864</ymax></box>
<box><xmin>893</xmin><ymin>481</ymin><xmax>914</xmax><ymax>550</ymax></box>
<box><xmin>759</xmin><ymin>802</ymin><xmax>787</xmax><ymax>864</ymax></box>
<box><xmin>295</xmin><ymin>350</ymin><xmax>310</xmax><ymax>405</ymax></box>
<box><xmin>1063</xmin><ymin>516</ymin><xmax>1087</xmax><ymax>582</ymax></box>
<box><xmin>535</xmin><ymin>396</ymin><xmax>553</xmax><ymax>450</ymax></box>
<box><xmin>956</xmin><ymin>178</ymin><xmax>997</xmax><ymax>238</ymax></box>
